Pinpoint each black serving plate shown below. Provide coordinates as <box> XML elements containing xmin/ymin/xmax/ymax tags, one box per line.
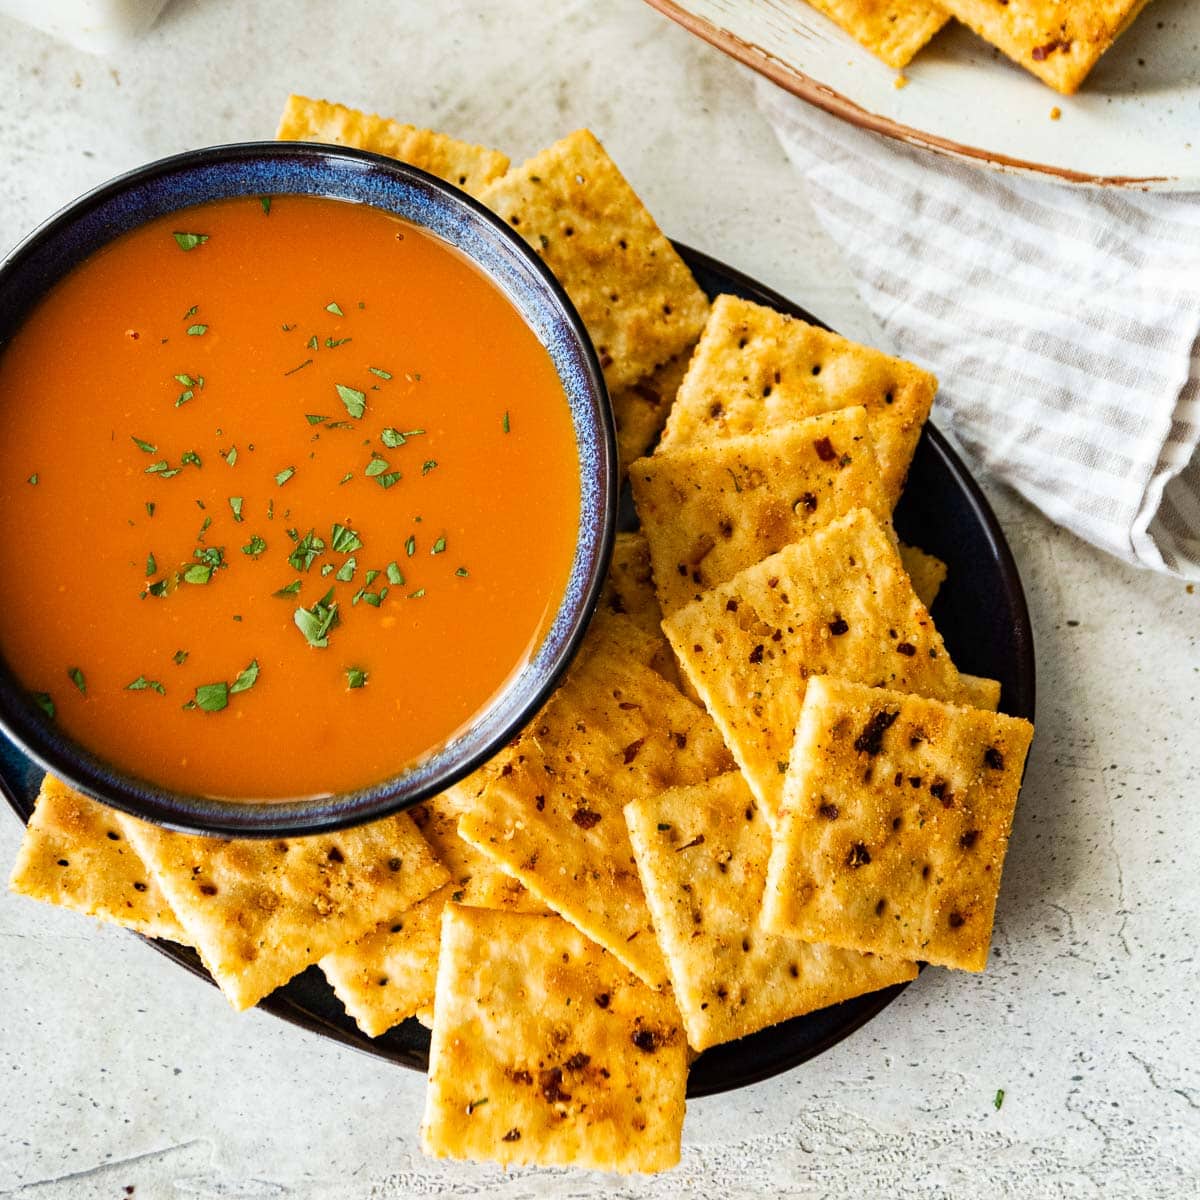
<box><xmin>0</xmin><ymin>244</ymin><xmax>1035</xmax><ymax>1098</ymax></box>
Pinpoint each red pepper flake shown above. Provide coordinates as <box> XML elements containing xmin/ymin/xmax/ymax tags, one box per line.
<box><xmin>622</xmin><ymin>738</ymin><xmax>645</xmax><ymax>764</ymax></box>
<box><xmin>984</xmin><ymin>747</ymin><xmax>1005</xmax><ymax>770</ymax></box>
<box><xmin>846</xmin><ymin>842</ymin><xmax>871</xmax><ymax>868</ymax></box>
<box><xmin>631</xmin><ymin>1027</ymin><xmax>663</xmax><ymax>1053</ymax></box>
<box><xmin>896</xmin><ymin>642</ymin><xmax>917</xmax><ymax>657</ymax></box>
<box><xmin>818</xmin><ymin>803</ymin><xmax>839</xmax><ymax>820</ymax></box>
<box><xmin>538</xmin><ymin>1067</ymin><xmax>572</xmax><ymax>1104</ymax></box>
<box><xmin>828</xmin><ymin>616</ymin><xmax>850</xmax><ymax>636</ymax></box>
<box><xmin>675</xmin><ymin>834</ymin><xmax>706</xmax><ymax>852</ymax></box>
<box><xmin>796</xmin><ymin>491</ymin><xmax>818</xmax><ymax>513</ymax></box>
<box><xmin>1031</xmin><ymin>37</ymin><xmax>1070</xmax><ymax>61</ymax></box>
<box><xmin>813</xmin><ymin>436</ymin><xmax>837</xmax><ymax>462</ymax></box>
<box><xmin>502</xmin><ymin>1129</ymin><xmax>522</xmax><ymax>1142</ymax></box>
<box><xmin>748</xmin><ymin>644</ymin><xmax>764</xmax><ymax>664</ymax></box>
<box><xmin>853</xmin><ymin>709</ymin><xmax>899</xmax><ymax>756</ymax></box>
<box><xmin>572</xmin><ymin>808</ymin><xmax>601</xmax><ymax>829</ymax></box>
<box><xmin>564</xmin><ymin>1052</ymin><xmax>591</xmax><ymax>1071</ymax></box>
<box><xmin>594</xmin><ymin>992</ymin><xmax>610</xmax><ymax>1008</ymax></box>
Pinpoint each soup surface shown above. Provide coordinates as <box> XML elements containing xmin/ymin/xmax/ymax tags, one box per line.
<box><xmin>0</xmin><ymin>195</ymin><xmax>580</xmax><ymax>799</ymax></box>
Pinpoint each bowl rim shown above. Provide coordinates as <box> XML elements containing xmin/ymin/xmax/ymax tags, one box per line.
<box><xmin>0</xmin><ymin>140</ymin><xmax>617</xmax><ymax>837</ymax></box>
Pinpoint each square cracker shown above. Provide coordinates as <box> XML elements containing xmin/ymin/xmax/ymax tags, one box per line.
<box><xmin>632</xmin><ymin>406</ymin><xmax>890</xmax><ymax>615</ymax></box>
<box><xmin>276</xmin><ymin>94</ymin><xmax>509</xmax><ymax>197</ymax></box>
<box><xmin>899</xmin><ymin>543</ymin><xmax>947</xmax><ymax>611</ymax></box>
<box><xmin>421</xmin><ymin>905</ymin><xmax>687</xmax><ymax>1173</ymax></box>
<box><xmin>478</xmin><ymin>130</ymin><xmax>710</xmax><ymax>392</ymax></box>
<box><xmin>936</xmin><ymin>0</ymin><xmax>1150</xmax><ymax>94</ymax></box>
<box><xmin>8</xmin><ymin>776</ymin><xmax>187</xmax><ymax>942</ymax></box>
<box><xmin>802</xmin><ymin>0</ymin><xmax>950</xmax><ymax>69</ymax></box>
<box><xmin>599</xmin><ymin>531</ymin><xmax>681</xmax><ymax>688</ymax></box>
<box><xmin>458</xmin><ymin>615</ymin><xmax>734</xmax><ymax>988</ymax></box>
<box><xmin>625</xmin><ymin>772</ymin><xmax>917</xmax><ymax>1051</ymax></box>
<box><xmin>120</xmin><ymin>812</ymin><xmax>448</xmax><ymax>1011</ymax></box>
<box><xmin>762</xmin><ymin>676</ymin><xmax>1034</xmax><ymax>971</ymax></box>
<box><xmin>662</xmin><ymin>507</ymin><xmax>968</xmax><ymax>824</ymax></box>
<box><xmin>321</xmin><ymin>778</ymin><xmax>546</xmax><ymax>1038</ymax></box>
<box><xmin>657</xmin><ymin>294</ymin><xmax>936</xmax><ymax>506</ymax></box>
<box><xmin>612</xmin><ymin>349</ymin><xmax>694</xmax><ymax>477</ymax></box>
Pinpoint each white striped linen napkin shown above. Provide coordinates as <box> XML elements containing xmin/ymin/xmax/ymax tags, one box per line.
<box><xmin>756</xmin><ymin>80</ymin><xmax>1200</xmax><ymax>580</ymax></box>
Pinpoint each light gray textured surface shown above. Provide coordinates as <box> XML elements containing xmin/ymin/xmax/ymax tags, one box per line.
<box><xmin>0</xmin><ymin>2</ymin><xmax>1197</xmax><ymax>1197</ymax></box>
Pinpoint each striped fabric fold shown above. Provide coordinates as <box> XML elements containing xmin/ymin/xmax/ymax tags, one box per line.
<box><xmin>756</xmin><ymin>82</ymin><xmax>1200</xmax><ymax>580</ymax></box>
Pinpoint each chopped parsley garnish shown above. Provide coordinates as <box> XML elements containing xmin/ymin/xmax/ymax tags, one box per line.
<box><xmin>431</xmin><ymin>536</ymin><xmax>446</xmax><ymax>555</ymax></box>
<box><xmin>407</xmin><ymin>587</ymin><xmax>426</xmax><ymax>599</ymax></box>
<box><xmin>67</xmin><ymin>667</ymin><xmax>86</xmax><ymax>695</ymax></box>
<box><xmin>174</xmin><ymin>374</ymin><xmax>194</xmax><ymax>386</ymax></box>
<box><xmin>172</xmin><ymin>232</ymin><xmax>209</xmax><ymax>252</ymax></box>
<box><xmin>230</xmin><ymin>660</ymin><xmax>259</xmax><ymax>695</ymax></box>
<box><xmin>188</xmin><ymin>681</ymin><xmax>228</xmax><ymax>713</ymax></box>
<box><xmin>173</xmin><ymin>650</ymin><xmax>189</xmax><ymax>665</ymax></box>
<box><xmin>386</xmin><ymin>561</ymin><xmax>404</xmax><ymax>586</ymax></box>
<box><xmin>242</xmin><ymin>535</ymin><xmax>267</xmax><ymax>557</ymax></box>
<box><xmin>336</xmin><ymin>384</ymin><xmax>366</xmax><ymax>419</ymax></box>
<box><xmin>284</xmin><ymin>358</ymin><xmax>313</xmax><ymax>377</ymax></box>
<box><xmin>325</xmin><ymin>301</ymin><xmax>344</xmax><ymax>316</ymax></box>
<box><xmin>145</xmin><ymin>460</ymin><xmax>182</xmax><ymax>479</ymax></box>
<box><xmin>181</xmin><ymin>450</ymin><xmax>202</xmax><ymax>469</ymax></box>
<box><xmin>274</xmin><ymin>466</ymin><xmax>295</xmax><ymax>486</ymax></box>
<box><xmin>260</xmin><ymin>196</ymin><xmax>271</xmax><ymax>215</ymax></box>
<box><xmin>126</xmin><ymin>675</ymin><xmax>165</xmax><ymax>694</ymax></box>
<box><xmin>183</xmin><ymin>564</ymin><xmax>212</xmax><ymax>585</ymax></box>
<box><xmin>365</xmin><ymin>569</ymin><xmax>380</xmax><ymax>585</ymax></box>
<box><xmin>346</xmin><ymin>666</ymin><xmax>368</xmax><ymax>689</ymax></box>
<box><xmin>182</xmin><ymin>305</ymin><xmax>198</xmax><ymax>320</ymax></box>
<box><xmin>146</xmin><ymin>552</ymin><xmax>157</xmax><ymax>577</ymax></box>
<box><xmin>368</xmin><ymin>367</ymin><xmax>392</xmax><ymax>380</ymax></box>
<box><xmin>145</xmin><ymin>502</ymin><xmax>156</xmax><ymax>517</ymax></box>
<box><xmin>330</xmin><ymin>523</ymin><xmax>363</xmax><ymax>554</ymax></box>
<box><xmin>502</xmin><ymin>410</ymin><xmax>510</xmax><ymax>433</ymax></box>
<box><xmin>365</xmin><ymin>455</ymin><xmax>389</xmax><ymax>477</ymax></box>
<box><xmin>32</xmin><ymin>692</ymin><xmax>55</xmax><ymax>719</ymax></box>
<box><xmin>26</xmin><ymin>473</ymin><xmax>37</xmax><ymax>485</ymax></box>
<box><xmin>145</xmin><ymin>579</ymin><xmax>169</xmax><ymax>598</ymax></box>
<box><xmin>293</xmin><ymin>589</ymin><xmax>339</xmax><ymax>648</ymax></box>
<box><xmin>335</xmin><ymin>556</ymin><xmax>357</xmax><ymax>583</ymax></box>
<box><xmin>405</xmin><ymin>535</ymin><xmax>416</xmax><ymax>557</ymax></box>
<box><xmin>305</xmin><ymin>414</ymin><xmax>328</xmax><ymax>426</ymax></box>
<box><xmin>131</xmin><ymin>436</ymin><xmax>157</xmax><ymax>454</ymax></box>
<box><xmin>381</xmin><ymin>428</ymin><xmax>406</xmax><ymax>448</ymax></box>
<box><xmin>325</xmin><ymin>337</ymin><xmax>351</xmax><ymax>349</ymax></box>
<box><xmin>229</xmin><ymin>497</ymin><xmax>244</xmax><ymax>522</ymax></box>
<box><xmin>377</xmin><ymin>471</ymin><xmax>401</xmax><ymax>489</ymax></box>
<box><xmin>224</xmin><ymin>448</ymin><xmax>238</xmax><ymax>467</ymax></box>
<box><xmin>455</xmin><ymin>567</ymin><xmax>469</xmax><ymax>577</ymax></box>
<box><xmin>306</xmin><ymin>335</ymin><xmax>319</xmax><ymax>351</ymax></box>
<box><xmin>287</xmin><ymin>529</ymin><xmax>325</xmax><ymax>572</ymax></box>
<box><xmin>273</xmin><ymin>579</ymin><xmax>302</xmax><ymax>597</ymax></box>
<box><xmin>422</xmin><ymin>460</ymin><xmax>437</xmax><ymax>474</ymax></box>
<box><xmin>186</xmin><ymin>324</ymin><xmax>208</xmax><ymax>337</ymax></box>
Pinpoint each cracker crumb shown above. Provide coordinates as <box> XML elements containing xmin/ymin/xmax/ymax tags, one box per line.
<box><xmin>894</xmin><ymin>74</ymin><xmax>909</xmax><ymax>90</ymax></box>
<box><xmin>1050</xmin><ymin>106</ymin><xmax>1062</xmax><ymax>121</ymax></box>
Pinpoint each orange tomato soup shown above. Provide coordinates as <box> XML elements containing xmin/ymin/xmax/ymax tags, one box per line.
<box><xmin>0</xmin><ymin>195</ymin><xmax>580</xmax><ymax>799</ymax></box>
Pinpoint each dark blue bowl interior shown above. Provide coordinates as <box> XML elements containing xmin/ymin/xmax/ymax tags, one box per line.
<box><xmin>0</xmin><ymin>142</ymin><xmax>615</xmax><ymax>836</ymax></box>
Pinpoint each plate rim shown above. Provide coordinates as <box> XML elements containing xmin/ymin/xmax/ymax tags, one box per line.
<box><xmin>0</xmin><ymin>242</ymin><xmax>1036</xmax><ymax>1099</ymax></box>
<box><xmin>643</xmin><ymin>0</ymin><xmax>1181</xmax><ymax>190</ymax></box>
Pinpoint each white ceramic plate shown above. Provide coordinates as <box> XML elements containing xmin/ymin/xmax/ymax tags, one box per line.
<box><xmin>646</xmin><ymin>0</ymin><xmax>1200</xmax><ymax>189</ymax></box>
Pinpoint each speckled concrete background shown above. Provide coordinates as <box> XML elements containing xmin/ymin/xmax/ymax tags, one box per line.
<box><xmin>0</xmin><ymin>3</ymin><xmax>1197</xmax><ymax>1197</ymax></box>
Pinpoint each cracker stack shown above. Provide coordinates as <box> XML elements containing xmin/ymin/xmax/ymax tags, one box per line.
<box><xmin>5</xmin><ymin>103</ymin><xmax>1036</xmax><ymax>1177</ymax></box>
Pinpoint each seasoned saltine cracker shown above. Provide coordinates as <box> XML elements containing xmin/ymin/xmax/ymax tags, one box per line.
<box><xmin>600</xmin><ymin>532</ymin><xmax>681</xmax><ymax>687</ymax></box>
<box><xmin>121</xmin><ymin>812</ymin><xmax>448</xmax><ymax>1011</ymax></box>
<box><xmin>899</xmin><ymin>542</ymin><xmax>947</xmax><ymax>610</ymax></box>
<box><xmin>478</xmin><ymin>130</ymin><xmax>709</xmax><ymax>392</ymax></box>
<box><xmin>632</xmin><ymin>407</ymin><xmax>890</xmax><ymax>615</ymax></box>
<box><xmin>421</xmin><ymin>905</ymin><xmax>687</xmax><ymax>1173</ymax></box>
<box><xmin>763</xmin><ymin>677</ymin><xmax>1034</xmax><ymax>971</ymax></box>
<box><xmin>321</xmin><ymin>780</ymin><xmax>545</xmax><ymax>1038</ymax></box>
<box><xmin>625</xmin><ymin>773</ymin><xmax>917</xmax><ymax>1051</ymax></box>
<box><xmin>8</xmin><ymin>776</ymin><xmax>187</xmax><ymax>942</ymax></box>
<box><xmin>458</xmin><ymin>615</ymin><xmax>734</xmax><ymax>987</ymax></box>
<box><xmin>612</xmin><ymin>349</ymin><xmax>694</xmax><ymax>476</ymax></box>
<box><xmin>803</xmin><ymin>0</ymin><xmax>950</xmax><ymax>68</ymax></box>
<box><xmin>658</xmin><ymin>295</ymin><xmax>936</xmax><ymax>506</ymax></box>
<box><xmin>958</xmin><ymin>673</ymin><xmax>1002</xmax><ymax>712</ymax></box>
<box><xmin>662</xmin><ymin>508</ymin><xmax>967</xmax><ymax>823</ymax></box>
<box><xmin>937</xmin><ymin>0</ymin><xmax>1150</xmax><ymax>94</ymax></box>
<box><xmin>276</xmin><ymin>94</ymin><xmax>509</xmax><ymax>196</ymax></box>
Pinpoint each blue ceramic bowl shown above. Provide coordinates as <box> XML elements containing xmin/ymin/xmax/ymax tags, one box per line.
<box><xmin>0</xmin><ymin>142</ymin><xmax>616</xmax><ymax>837</ymax></box>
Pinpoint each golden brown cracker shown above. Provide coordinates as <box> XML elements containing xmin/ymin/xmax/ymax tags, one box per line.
<box><xmin>958</xmin><ymin>674</ymin><xmax>1002</xmax><ymax>712</ymax></box>
<box><xmin>276</xmin><ymin>94</ymin><xmax>509</xmax><ymax>196</ymax></box>
<box><xmin>421</xmin><ymin>905</ymin><xmax>687</xmax><ymax>1173</ymax></box>
<box><xmin>8</xmin><ymin>776</ymin><xmax>187</xmax><ymax>942</ymax></box>
<box><xmin>662</xmin><ymin>508</ymin><xmax>964</xmax><ymax>823</ymax></box>
<box><xmin>632</xmin><ymin>407</ymin><xmax>890</xmax><ymax>615</ymax></box>
<box><xmin>612</xmin><ymin>350</ymin><xmax>694</xmax><ymax>476</ymax></box>
<box><xmin>458</xmin><ymin>616</ymin><xmax>734</xmax><ymax>987</ymax></box>
<box><xmin>658</xmin><ymin>295</ymin><xmax>936</xmax><ymax>506</ymax></box>
<box><xmin>803</xmin><ymin>0</ymin><xmax>950</xmax><ymax>68</ymax></box>
<box><xmin>478</xmin><ymin>130</ymin><xmax>709</xmax><ymax>392</ymax></box>
<box><xmin>937</xmin><ymin>0</ymin><xmax>1150</xmax><ymax>93</ymax></box>
<box><xmin>625</xmin><ymin>773</ymin><xmax>917</xmax><ymax>1051</ymax></box>
<box><xmin>121</xmin><ymin>812</ymin><xmax>448</xmax><ymax>1011</ymax></box>
<box><xmin>762</xmin><ymin>676</ymin><xmax>1034</xmax><ymax>971</ymax></box>
<box><xmin>899</xmin><ymin>542</ymin><xmax>948</xmax><ymax>610</ymax></box>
